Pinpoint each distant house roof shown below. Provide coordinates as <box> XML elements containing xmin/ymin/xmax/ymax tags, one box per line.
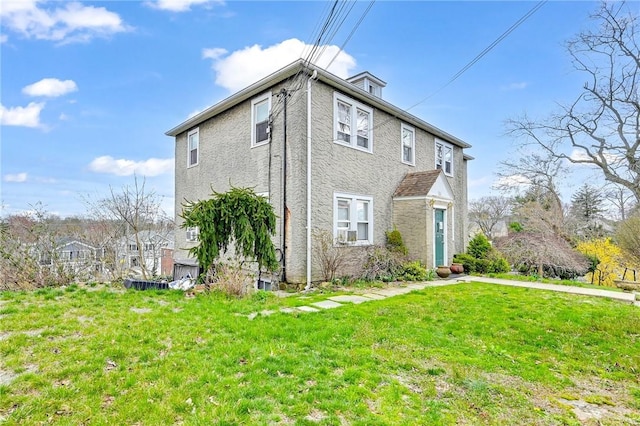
<box><xmin>165</xmin><ymin>59</ymin><xmax>471</xmax><ymax>150</ymax></box>
<box><xmin>55</xmin><ymin>237</ymin><xmax>97</xmax><ymax>251</ymax></box>
<box><xmin>393</xmin><ymin>170</ymin><xmax>442</xmax><ymax>197</ymax></box>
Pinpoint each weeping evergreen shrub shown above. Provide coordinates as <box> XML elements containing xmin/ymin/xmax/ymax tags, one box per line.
<box><xmin>181</xmin><ymin>187</ymin><xmax>279</xmax><ymax>282</ymax></box>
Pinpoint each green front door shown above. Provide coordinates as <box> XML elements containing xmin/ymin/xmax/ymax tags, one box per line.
<box><xmin>435</xmin><ymin>209</ymin><xmax>445</xmax><ymax>266</ymax></box>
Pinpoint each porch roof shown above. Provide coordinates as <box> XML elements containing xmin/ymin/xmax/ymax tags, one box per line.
<box><xmin>393</xmin><ymin>170</ymin><xmax>442</xmax><ymax>198</ymax></box>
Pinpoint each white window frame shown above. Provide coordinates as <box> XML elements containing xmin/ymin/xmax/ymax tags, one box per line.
<box><xmin>401</xmin><ymin>123</ymin><xmax>415</xmax><ymax>166</ymax></box>
<box><xmin>186</xmin><ymin>227</ymin><xmax>199</xmax><ymax>242</ymax></box>
<box><xmin>251</xmin><ymin>92</ymin><xmax>271</xmax><ymax>147</ymax></box>
<box><xmin>333</xmin><ymin>92</ymin><xmax>373</xmax><ymax>153</ymax></box>
<box><xmin>333</xmin><ymin>193</ymin><xmax>373</xmax><ymax>246</ymax></box>
<box><xmin>187</xmin><ymin>128</ymin><xmax>199</xmax><ymax>168</ymax></box>
<box><xmin>255</xmin><ymin>191</ymin><xmax>270</xmax><ymax>203</ymax></box>
<box><xmin>435</xmin><ymin>139</ymin><xmax>453</xmax><ymax>176</ymax></box>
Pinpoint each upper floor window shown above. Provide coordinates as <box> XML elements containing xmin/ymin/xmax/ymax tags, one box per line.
<box><xmin>251</xmin><ymin>93</ymin><xmax>271</xmax><ymax>147</ymax></box>
<box><xmin>401</xmin><ymin>123</ymin><xmax>415</xmax><ymax>165</ymax></box>
<box><xmin>334</xmin><ymin>93</ymin><xmax>373</xmax><ymax>153</ymax></box>
<box><xmin>187</xmin><ymin>128</ymin><xmax>199</xmax><ymax>167</ymax></box>
<box><xmin>435</xmin><ymin>140</ymin><xmax>453</xmax><ymax>176</ymax></box>
<box><xmin>334</xmin><ymin>193</ymin><xmax>373</xmax><ymax>245</ymax></box>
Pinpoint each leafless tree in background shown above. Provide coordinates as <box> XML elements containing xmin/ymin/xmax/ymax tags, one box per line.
<box><xmin>505</xmin><ymin>2</ymin><xmax>640</xmax><ymax>202</ymax></box>
<box><xmin>468</xmin><ymin>196</ymin><xmax>512</xmax><ymax>239</ymax></box>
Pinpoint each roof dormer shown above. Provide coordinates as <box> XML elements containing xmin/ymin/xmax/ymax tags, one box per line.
<box><xmin>346</xmin><ymin>71</ymin><xmax>386</xmax><ymax>99</ymax></box>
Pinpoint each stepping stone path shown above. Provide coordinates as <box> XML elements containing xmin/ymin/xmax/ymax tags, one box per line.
<box><xmin>245</xmin><ymin>277</ymin><xmax>640</xmax><ymax>319</ymax></box>
<box><xmin>246</xmin><ymin>280</ymin><xmax>463</xmax><ymax>319</ymax></box>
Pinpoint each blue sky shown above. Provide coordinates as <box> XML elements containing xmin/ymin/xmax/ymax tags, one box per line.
<box><xmin>1</xmin><ymin>0</ymin><xmax>606</xmax><ymax>218</ymax></box>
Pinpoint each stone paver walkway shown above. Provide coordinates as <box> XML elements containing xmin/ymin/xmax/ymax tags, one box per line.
<box><xmin>247</xmin><ymin>277</ymin><xmax>639</xmax><ymax>320</ymax></box>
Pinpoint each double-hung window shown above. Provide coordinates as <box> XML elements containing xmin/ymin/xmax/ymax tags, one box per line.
<box><xmin>334</xmin><ymin>93</ymin><xmax>373</xmax><ymax>152</ymax></box>
<box><xmin>187</xmin><ymin>128</ymin><xmax>199</xmax><ymax>167</ymax></box>
<box><xmin>401</xmin><ymin>123</ymin><xmax>415</xmax><ymax>165</ymax></box>
<box><xmin>251</xmin><ymin>92</ymin><xmax>271</xmax><ymax>147</ymax></box>
<box><xmin>435</xmin><ymin>140</ymin><xmax>453</xmax><ymax>176</ymax></box>
<box><xmin>334</xmin><ymin>193</ymin><xmax>373</xmax><ymax>245</ymax></box>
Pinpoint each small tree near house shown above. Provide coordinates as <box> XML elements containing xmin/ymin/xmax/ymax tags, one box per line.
<box><xmin>180</xmin><ymin>187</ymin><xmax>279</xmax><ymax>291</ymax></box>
<box><xmin>312</xmin><ymin>229</ymin><xmax>346</xmax><ymax>282</ymax></box>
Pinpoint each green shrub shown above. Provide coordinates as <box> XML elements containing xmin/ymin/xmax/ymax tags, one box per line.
<box><xmin>385</xmin><ymin>228</ymin><xmax>408</xmax><ymax>256</ymax></box>
<box><xmin>400</xmin><ymin>260</ymin><xmax>431</xmax><ymax>281</ymax></box>
<box><xmin>489</xmin><ymin>257</ymin><xmax>510</xmax><ymax>273</ymax></box>
<box><xmin>509</xmin><ymin>222</ymin><xmax>524</xmax><ymax>233</ymax></box>
<box><xmin>453</xmin><ymin>253</ymin><xmax>476</xmax><ymax>274</ymax></box>
<box><xmin>468</xmin><ymin>233</ymin><xmax>491</xmax><ymax>259</ymax></box>
<box><xmin>475</xmin><ymin>258</ymin><xmax>492</xmax><ymax>274</ymax></box>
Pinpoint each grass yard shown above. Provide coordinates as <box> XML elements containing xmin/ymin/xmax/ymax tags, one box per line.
<box><xmin>1</xmin><ymin>282</ymin><xmax>639</xmax><ymax>425</ymax></box>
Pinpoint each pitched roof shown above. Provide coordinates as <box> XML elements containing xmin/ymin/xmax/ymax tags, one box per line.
<box><xmin>165</xmin><ymin>59</ymin><xmax>472</xmax><ymax>150</ymax></box>
<box><xmin>393</xmin><ymin>170</ymin><xmax>442</xmax><ymax>197</ymax></box>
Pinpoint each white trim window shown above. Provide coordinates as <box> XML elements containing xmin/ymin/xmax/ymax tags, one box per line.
<box><xmin>333</xmin><ymin>92</ymin><xmax>373</xmax><ymax>152</ymax></box>
<box><xmin>251</xmin><ymin>92</ymin><xmax>271</xmax><ymax>147</ymax></box>
<box><xmin>401</xmin><ymin>123</ymin><xmax>415</xmax><ymax>165</ymax></box>
<box><xmin>186</xmin><ymin>227</ymin><xmax>199</xmax><ymax>242</ymax></box>
<box><xmin>435</xmin><ymin>140</ymin><xmax>453</xmax><ymax>176</ymax></box>
<box><xmin>187</xmin><ymin>128</ymin><xmax>199</xmax><ymax>167</ymax></box>
<box><xmin>334</xmin><ymin>193</ymin><xmax>373</xmax><ymax>245</ymax></box>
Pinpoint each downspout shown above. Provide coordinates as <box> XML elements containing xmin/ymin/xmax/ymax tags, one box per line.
<box><xmin>280</xmin><ymin>88</ymin><xmax>288</xmax><ymax>283</ymax></box>
<box><xmin>305</xmin><ymin>68</ymin><xmax>318</xmax><ymax>291</ymax></box>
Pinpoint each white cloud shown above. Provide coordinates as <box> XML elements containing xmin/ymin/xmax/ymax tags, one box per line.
<box><xmin>569</xmin><ymin>148</ymin><xmax>622</xmax><ymax>165</ymax></box>
<box><xmin>22</xmin><ymin>78</ymin><xmax>78</xmax><ymax>97</ymax></box>
<box><xmin>204</xmin><ymin>38</ymin><xmax>357</xmax><ymax>92</ymax></box>
<box><xmin>145</xmin><ymin>0</ymin><xmax>223</xmax><ymax>12</ymax></box>
<box><xmin>492</xmin><ymin>174</ymin><xmax>531</xmax><ymax>189</ymax></box>
<box><xmin>0</xmin><ymin>102</ymin><xmax>44</xmax><ymax>127</ymax></box>
<box><xmin>0</xmin><ymin>0</ymin><xmax>129</xmax><ymax>43</ymax></box>
<box><xmin>3</xmin><ymin>172</ymin><xmax>28</xmax><ymax>183</ymax></box>
<box><xmin>88</xmin><ymin>156</ymin><xmax>174</xmax><ymax>177</ymax></box>
<box><xmin>202</xmin><ymin>47</ymin><xmax>227</xmax><ymax>60</ymax></box>
<box><xmin>0</xmin><ymin>34</ymin><xmax>7</xmax><ymax>43</ymax></box>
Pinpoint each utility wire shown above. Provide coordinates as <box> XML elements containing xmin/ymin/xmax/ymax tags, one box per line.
<box><xmin>401</xmin><ymin>0</ymin><xmax>548</xmax><ymax>116</ymax></box>
<box><xmin>272</xmin><ymin>0</ymin><xmax>369</xmax><ymax>120</ymax></box>
<box><xmin>326</xmin><ymin>0</ymin><xmax>375</xmax><ymax>70</ymax></box>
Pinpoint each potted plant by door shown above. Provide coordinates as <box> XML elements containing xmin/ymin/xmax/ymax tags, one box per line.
<box><xmin>450</xmin><ymin>263</ymin><xmax>464</xmax><ymax>274</ymax></box>
<box><xmin>436</xmin><ymin>265</ymin><xmax>451</xmax><ymax>278</ymax></box>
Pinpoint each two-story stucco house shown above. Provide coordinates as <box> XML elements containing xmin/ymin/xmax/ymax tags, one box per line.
<box><xmin>167</xmin><ymin>60</ymin><xmax>472</xmax><ymax>286</ymax></box>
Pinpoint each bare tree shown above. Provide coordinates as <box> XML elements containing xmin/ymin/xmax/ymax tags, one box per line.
<box><xmin>468</xmin><ymin>196</ymin><xmax>511</xmax><ymax>239</ymax></box>
<box><xmin>0</xmin><ymin>204</ymin><xmax>75</xmax><ymax>290</ymax></box>
<box><xmin>506</xmin><ymin>2</ymin><xmax>640</xmax><ymax>202</ymax></box>
<box><xmin>604</xmin><ymin>183</ymin><xmax>636</xmax><ymax>220</ymax></box>
<box><xmin>84</xmin><ymin>176</ymin><xmax>171</xmax><ymax>280</ymax></box>
<box><xmin>498</xmin><ymin>151</ymin><xmax>568</xmax><ymax>238</ymax></box>
<box><xmin>312</xmin><ymin>229</ymin><xmax>346</xmax><ymax>282</ymax></box>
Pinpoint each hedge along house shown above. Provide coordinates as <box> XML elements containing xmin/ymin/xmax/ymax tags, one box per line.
<box><xmin>166</xmin><ymin>60</ymin><xmax>472</xmax><ymax>286</ymax></box>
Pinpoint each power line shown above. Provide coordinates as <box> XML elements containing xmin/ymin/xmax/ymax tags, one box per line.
<box><xmin>402</xmin><ymin>0</ymin><xmax>548</xmax><ymax>115</ymax></box>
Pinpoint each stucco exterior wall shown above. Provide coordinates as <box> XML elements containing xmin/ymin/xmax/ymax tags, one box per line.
<box><xmin>174</xmin><ymin>85</ymin><xmax>292</xmax><ymax>267</ymax></box>
<box><xmin>393</xmin><ymin>199</ymin><xmax>428</xmax><ymax>262</ymax></box>
<box><xmin>173</xmin><ymin>71</ymin><xmax>469</xmax><ymax>283</ymax></box>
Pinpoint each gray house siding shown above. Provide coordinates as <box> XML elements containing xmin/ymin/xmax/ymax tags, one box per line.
<box><xmin>304</xmin><ymin>79</ymin><xmax>467</xmax><ymax>279</ymax></box>
<box><xmin>171</xmin><ymin>61</ymin><xmax>470</xmax><ymax>284</ymax></box>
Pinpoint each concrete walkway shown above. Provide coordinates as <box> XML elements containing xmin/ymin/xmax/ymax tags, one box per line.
<box><xmin>247</xmin><ymin>277</ymin><xmax>639</xmax><ymax>319</ymax></box>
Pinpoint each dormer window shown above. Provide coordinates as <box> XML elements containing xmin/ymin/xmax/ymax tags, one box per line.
<box><xmin>346</xmin><ymin>71</ymin><xmax>386</xmax><ymax>99</ymax></box>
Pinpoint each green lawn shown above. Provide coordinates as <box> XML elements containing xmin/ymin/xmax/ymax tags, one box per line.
<box><xmin>1</xmin><ymin>283</ymin><xmax>639</xmax><ymax>425</ymax></box>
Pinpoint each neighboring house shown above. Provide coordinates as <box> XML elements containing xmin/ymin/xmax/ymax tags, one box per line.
<box><xmin>116</xmin><ymin>231</ymin><xmax>174</xmax><ymax>277</ymax></box>
<box><xmin>40</xmin><ymin>237</ymin><xmax>104</xmax><ymax>279</ymax></box>
<box><xmin>167</xmin><ymin>60</ymin><xmax>472</xmax><ymax>285</ymax></box>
